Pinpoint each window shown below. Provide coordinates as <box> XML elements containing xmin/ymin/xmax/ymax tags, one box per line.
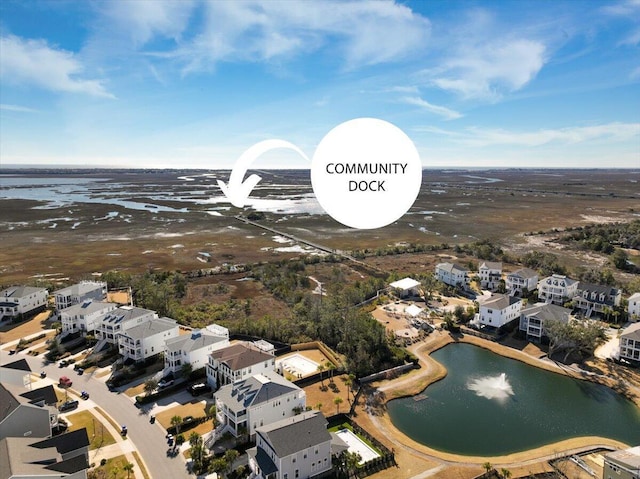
<box><xmin>295</xmin><ymin>470</ymin><xmax>299</xmax><ymax>478</ymax></box>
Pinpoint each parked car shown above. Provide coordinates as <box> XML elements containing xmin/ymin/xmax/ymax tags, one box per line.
<box><xmin>59</xmin><ymin>376</ymin><xmax>72</xmax><ymax>388</ymax></box>
<box><xmin>58</xmin><ymin>400</ymin><xmax>79</xmax><ymax>412</ymax></box>
<box><xmin>157</xmin><ymin>379</ymin><xmax>174</xmax><ymax>389</ymax></box>
<box><xmin>59</xmin><ymin>360</ymin><xmax>69</xmax><ymax>368</ymax></box>
<box><xmin>188</xmin><ymin>383</ymin><xmax>211</xmax><ymax>396</ymax></box>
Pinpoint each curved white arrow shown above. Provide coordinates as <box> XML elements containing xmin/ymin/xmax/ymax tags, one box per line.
<box><xmin>217</xmin><ymin>139</ymin><xmax>310</xmax><ymax>208</ymax></box>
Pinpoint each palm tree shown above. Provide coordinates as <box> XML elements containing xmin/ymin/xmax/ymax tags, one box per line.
<box><xmin>224</xmin><ymin>449</ymin><xmax>239</xmax><ymax>476</ymax></box>
<box><xmin>180</xmin><ymin>362</ymin><xmax>193</xmax><ymax>378</ymax></box>
<box><xmin>144</xmin><ymin>379</ymin><xmax>158</xmax><ymax>396</ymax></box>
<box><xmin>501</xmin><ymin>468</ymin><xmax>511</xmax><ymax>479</ymax></box>
<box><xmin>482</xmin><ymin>462</ymin><xmax>492</xmax><ymax>473</ymax></box>
<box><xmin>334</xmin><ymin>396</ymin><xmax>343</xmax><ymax>414</ymax></box>
<box><xmin>315</xmin><ymin>402</ymin><xmax>323</xmax><ymax>410</ymax></box>
<box><xmin>317</xmin><ymin>364</ymin><xmax>325</xmax><ymax>386</ymax></box>
<box><xmin>171</xmin><ymin>415</ymin><xmax>182</xmax><ymax>435</ymax></box>
<box><xmin>123</xmin><ymin>462</ymin><xmax>134</xmax><ymax>479</ymax></box>
<box><xmin>189</xmin><ymin>432</ymin><xmax>204</xmax><ymax>472</ymax></box>
<box><xmin>111</xmin><ymin>466</ymin><xmax>119</xmax><ymax>479</ymax></box>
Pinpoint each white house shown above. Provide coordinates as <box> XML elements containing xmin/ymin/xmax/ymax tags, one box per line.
<box><xmin>620</xmin><ymin>322</ymin><xmax>640</xmax><ymax>363</ymax></box>
<box><xmin>53</xmin><ymin>281</ymin><xmax>107</xmax><ymax>311</ymax></box>
<box><xmin>215</xmin><ymin>372</ymin><xmax>306</xmax><ymax>440</ymax></box>
<box><xmin>603</xmin><ymin>446</ymin><xmax>640</xmax><ymax>479</ymax></box>
<box><xmin>389</xmin><ymin>278</ymin><xmax>421</xmax><ymax>298</ymax></box>
<box><xmin>60</xmin><ymin>300</ymin><xmax>117</xmax><ymax>334</ymax></box>
<box><xmin>95</xmin><ymin>306</ymin><xmax>157</xmax><ymax>344</ymax></box>
<box><xmin>207</xmin><ymin>342</ymin><xmax>276</xmax><ymax>390</ymax></box>
<box><xmin>505</xmin><ymin>268</ymin><xmax>538</xmax><ymax>296</ymax></box>
<box><xmin>478</xmin><ymin>261</ymin><xmax>502</xmax><ymax>291</ymax></box>
<box><xmin>477</xmin><ymin>293</ymin><xmax>522</xmax><ymax>328</ymax></box>
<box><xmin>248</xmin><ymin>411</ymin><xmax>333</xmax><ymax>479</ymax></box>
<box><xmin>519</xmin><ymin>302</ymin><xmax>571</xmax><ymax>342</ymax></box>
<box><xmin>573</xmin><ymin>283</ymin><xmax>621</xmax><ymax>318</ymax></box>
<box><xmin>627</xmin><ymin>292</ymin><xmax>640</xmax><ymax>322</ymax></box>
<box><xmin>118</xmin><ymin>316</ymin><xmax>179</xmax><ymax>363</ymax></box>
<box><xmin>537</xmin><ymin>274</ymin><xmax>578</xmax><ymax>305</ymax></box>
<box><xmin>435</xmin><ymin>263</ymin><xmax>470</xmax><ymax>288</ymax></box>
<box><xmin>0</xmin><ymin>286</ymin><xmax>48</xmax><ymax>320</ymax></box>
<box><xmin>164</xmin><ymin>325</ymin><xmax>230</xmax><ymax>375</ymax></box>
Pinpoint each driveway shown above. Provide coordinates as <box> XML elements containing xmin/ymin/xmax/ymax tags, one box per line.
<box><xmin>1</xmin><ymin>348</ymin><xmax>192</xmax><ymax>479</ymax></box>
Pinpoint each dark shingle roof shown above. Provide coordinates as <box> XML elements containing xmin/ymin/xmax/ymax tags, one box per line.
<box><xmin>1</xmin><ymin>358</ymin><xmax>32</xmax><ymax>372</ymax></box>
<box><xmin>44</xmin><ymin>453</ymin><xmax>89</xmax><ymax>474</ymax></box>
<box><xmin>0</xmin><ymin>383</ymin><xmax>20</xmax><ymax>418</ymax></box>
<box><xmin>215</xmin><ymin>372</ymin><xmax>299</xmax><ymax>410</ymax></box>
<box><xmin>30</xmin><ymin>428</ymin><xmax>90</xmax><ymax>454</ymax></box>
<box><xmin>20</xmin><ymin>385</ymin><xmax>58</xmax><ymax>406</ymax></box>
<box><xmin>254</xmin><ymin>447</ymin><xmax>278</xmax><ymax>475</ymax></box>
<box><xmin>256</xmin><ymin>411</ymin><xmax>331</xmax><ymax>458</ymax></box>
<box><xmin>211</xmin><ymin>342</ymin><xmax>274</xmax><ymax>371</ymax></box>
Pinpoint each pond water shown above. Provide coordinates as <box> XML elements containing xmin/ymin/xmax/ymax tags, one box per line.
<box><xmin>387</xmin><ymin>343</ymin><xmax>640</xmax><ymax>456</ymax></box>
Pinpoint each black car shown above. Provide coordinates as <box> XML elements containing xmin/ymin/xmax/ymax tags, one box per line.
<box><xmin>188</xmin><ymin>383</ymin><xmax>211</xmax><ymax>396</ymax></box>
<box><xmin>58</xmin><ymin>400</ymin><xmax>79</xmax><ymax>412</ymax></box>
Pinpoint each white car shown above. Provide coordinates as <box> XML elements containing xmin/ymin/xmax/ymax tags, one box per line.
<box><xmin>158</xmin><ymin>379</ymin><xmax>174</xmax><ymax>389</ymax></box>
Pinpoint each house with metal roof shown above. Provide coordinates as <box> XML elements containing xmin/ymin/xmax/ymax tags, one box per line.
<box><xmin>214</xmin><ymin>371</ymin><xmax>305</xmax><ymax>440</ymax></box>
<box><xmin>164</xmin><ymin>325</ymin><xmax>230</xmax><ymax>375</ymax></box>
<box><xmin>53</xmin><ymin>281</ymin><xmax>107</xmax><ymax>311</ymax></box>
<box><xmin>0</xmin><ymin>286</ymin><xmax>48</xmax><ymax>320</ymax></box>
<box><xmin>248</xmin><ymin>411</ymin><xmax>334</xmax><ymax>479</ymax></box>
<box><xmin>118</xmin><ymin>316</ymin><xmax>179</xmax><ymax>363</ymax></box>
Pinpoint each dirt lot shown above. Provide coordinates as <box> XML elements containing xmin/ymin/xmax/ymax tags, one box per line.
<box><xmin>0</xmin><ymin>310</ymin><xmax>52</xmax><ymax>344</ymax></box>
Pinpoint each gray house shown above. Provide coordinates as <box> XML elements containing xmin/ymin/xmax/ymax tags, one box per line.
<box><xmin>0</xmin><ymin>383</ymin><xmax>57</xmax><ymax>440</ymax></box>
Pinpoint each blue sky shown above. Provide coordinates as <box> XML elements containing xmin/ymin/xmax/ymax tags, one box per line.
<box><xmin>0</xmin><ymin>0</ymin><xmax>639</xmax><ymax>169</ymax></box>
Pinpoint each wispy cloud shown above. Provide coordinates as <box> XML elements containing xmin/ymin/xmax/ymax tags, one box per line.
<box><xmin>401</xmin><ymin>96</ymin><xmax>462</xmax><ymax>120</ymax></box>
<box><xmin>0</xmin><ymin>35</ymin><xmax>114</xmax><ymax>98</ymax></box>
<box><xmin>420</xmin><ymin>123</ymin><xmax>640</xmax><ymax>147</ymax></box>
<box><xmin>0</xmin><ymin>104</ymin><xmax>38</xmax><ymax>113</ymax></box>
<box><xmin>102</xmin><ymin>0</ymin><xmax>430</xmax><ymax>72</ymax></box>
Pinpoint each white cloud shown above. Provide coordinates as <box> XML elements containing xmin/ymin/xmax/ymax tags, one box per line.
<box><xmin>422</xmin><ymin>123</ymin><xmax>640</xmax><ymax>147</ymax></box>
<box><xmin>401</xmin><ymin>96</ymin><xmax>462</xmax><ymax>120</ymax></box>
<box><xmin>0</xmin><ymin>35</ymin><xmax>114</xmax><ymax>98</ymax></box>
<box><xmin>0</xmin><ymin>104</ymin><xmax>38</xmax><ymax>113</ymax></box>
<box><xmin>105</xmin><ymin>0</ymin><xmax>430</xmax><ymax>72</ymax></box>
<box><xmin>426</xmin><ymin>39</ymin><xmax>546</xmax><ymax>100</ymax></box>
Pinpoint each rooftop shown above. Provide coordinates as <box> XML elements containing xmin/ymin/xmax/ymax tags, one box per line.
<box><xmin>0</xmin><ymin>286</ymin><xmax>47</xmax><ymax>299</ymax></box>
<box><xmin>480</xmin><ymin>293</ymin><xmax>521</xmax><ymax>310</ymax></box>
<box><xmin>479</xmin><ymin>261</ymin><xmax>502</xmax><ymax>270</ymax></box>
<box><xmin>577</xmin><ymin>282</ymin><xmax>620</xmax><ymax>296</ymax></box>
<box><xmin>508</xmin><ymin>268</ymin><xmax>538</xmax><ymax>279</ymax></box>
<box><xmin>53</xmin><ymin>280</ymin><xmax>106</xmax><ymax>297</ymax></box>
<box><xmin>121</xmin><ymin>316</ymin><xmax>178</xmax><ymax>340</ymax></box>
<box><xmin>101</xmin><ymin>306</ymin><xmax>156</xmax><ymax>325</ymax></box>
<box><xmin>60</xmin><ymin>300</ymin><xmax>116</xmax><ymax>316</ymax></box>
<box><xmin>436</xmin><ymin>262</ymin><xmax>469</xmax><ymax>274</ymax></box>
<box><xmin>621</xmin><ymin>322</ymin><xmax>640</xmax><ymax>342</ymax></box>
<box><xmin>605</xmin><ymin>446</ymin><xmax>640</xmax><ymax>470</ymax></box>
<box><xmin>256</xmin><ymin>410</ymin><xmax>331</xmax><ymax>458</ymax></box>
<box><xmin>165</xmin><ymin>328</ymin><xmax>228</xmax><ymax>353</ymax></box>
<box><xmin>389</xmin><ymin>277</ymin><xmax>421</xmax><ymax>290</ymax></box>
<box><xmin>521</xmin><ymin>302</ymin><xmax>572</xmax><ymax>322</ymax></box>
<box><xmin>211</xmin><ymin>342</ymin><xmax>274</xmax><ymax>371</ymax></box>
<box><xmin>216</xmin><ymin>372</ymin><xmax>301</xmax><ymax>411</ymax></box>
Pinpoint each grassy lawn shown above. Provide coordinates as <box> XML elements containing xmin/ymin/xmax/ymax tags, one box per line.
<box><xmin>156</xmin><ymin>400</ymin><xmax>211</xmax><ymax>429</ymax></box>
<box><xmin>95</xmin><ymin>407</ymin><xmax>122</xmax><ymax>432</ymax></box>
<box><xmin>66</xmin><ymin>410</ymin><xmax>116</xmax><ymax>450</ymax></box>
<box><xmin>92</xmin><ymin>454</ymin><xmax>136</xmax><ymax>479</ymax></box>
<box><xmin>124</xmin><ymin>383</ymin><xmax>146</xmax><ymax>397</ymax></box>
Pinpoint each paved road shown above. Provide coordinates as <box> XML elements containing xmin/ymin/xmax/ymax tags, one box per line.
<box><xmin>2</xmin><ymin>349</ymin><xmax>191</xmax><ymax>479</ymax></box>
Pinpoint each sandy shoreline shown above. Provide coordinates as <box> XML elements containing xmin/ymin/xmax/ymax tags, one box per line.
<box><xmin>365</xmin><ymin>330</ymin><xmax>638</xmax><ymax>468</ymax></box>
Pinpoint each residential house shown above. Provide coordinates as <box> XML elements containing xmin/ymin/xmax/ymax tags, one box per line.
<box><xmin>0</xmin><ymin>383</ymin><xmax>58</xmax><ymax>440</ymax></box>
<box><xmin>505</xmin><ymin>268</ymin><xmax>538</xmax><ymax>296</ymax></box>
<box><xmin>118</xmin><ymin>316</ymin><xmax>179</xmax><ymax>363</ymax></box>
<box><xmin>248</xmin><ymin>411</ymin><xmax>333</xmax><ymax>479</ymax></box>
<box><xmin>537</xmin><ymin>274</ymin><xmax>578</xmax><ymax>305</ymax></box>
<box><xmin>603</xmin><ymin>445</ymin><xmax>640</xmax><ymax>479</ymax></box>
<box><xmin>207</xmin><ymin>342</ymin><xmax>276</xmax><ymax>390</ymax></box>
<box><xmin>478</xmin><ymin>261</ymin><xmax>502</xmax><ymax>291</ymax></box>
<box><xmin>0</xmin><ymin>429</ymin><xmax>90</xmax><ymax>479</ymax></box>
<box><xmin>215</xmin><ymin>371</ymin><xmax>306</xmax><ymax>440</ymax></box>
<box><xmin>519</xmin><ymin>302</ymin><xmax>571</xmax><ymax>342</ymax></box>
<box><xmin>164</xmin><ymin>325</ymin><xmax>230</xmax><ymax>375</ymax></box>
<box><xmin>0</xmin><ymin>359</ymin><xmax>31</xmax><ymax>387</ymax></box>
<box><xmin>53</xmin><ymin>281</ymin><xmax>107</xmax><ymax>311</ymax></box>
<box><xmin>477</xmin><ymin>293</ymin><xmax>522</xmax><ymax>328</ymax></box>
<box><xmin>95</xmin><ymin>306</ymin><xmax>157</xmax><ymax>345</ymax></box>
<box><xmin>573</xmin><ymin>283</ymin><xmax>621</xmax><ymax>318</ymax></box>
<box><xmin>620</xmin><ymin>323</ymin><xmax>640</xmax><ymax>364</ymax></box>
<box><xmin>628</xmin><ymin>292</ymin><xmax>640</xmax><ymax>322</ymax></box>
<box><xmin>388</xmin><ymin>278</ymin><xmax>421</xmax><ymax>299</ymax></box>
<box><xmin>60</xmin><ymin>300</ymin><xmax>117</xmax><ymax>334</ymax></box>
<box><xmin>435</xmin><ymin>263</ymin><xmax>470</xmax><ymax>288</ymax></box>
<box><xmin>0</xmin><ymin>286</ymin><xmax>48</xmax><ymax>320</ymax></box>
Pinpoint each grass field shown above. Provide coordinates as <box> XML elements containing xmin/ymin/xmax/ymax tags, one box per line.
<box><xmin>66</xmin><ymin>410</ymin><xmax>116</xmax><ymax>450</ymax></box>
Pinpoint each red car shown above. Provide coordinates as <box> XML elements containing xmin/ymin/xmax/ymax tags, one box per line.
<box><xmin>59</xmin><ymin>376</ymin><xmax>72</xmax><ymax>388</ymax></box>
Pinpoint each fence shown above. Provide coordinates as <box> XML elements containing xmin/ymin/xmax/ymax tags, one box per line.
<box><xmin>358</xmin><ymin>362</ymin><xmax>417</xmax><ymax>384</ymax></box>
<box><xmin>290</xmin><ymin>341</ymin><xmax>342</xmax><ymax>367</ymax></box>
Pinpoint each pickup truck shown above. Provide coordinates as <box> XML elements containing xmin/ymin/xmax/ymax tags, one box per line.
<box><xmin>59</xmin><ymin>376</ymin><xmax>73</xmax><ymax>388</ymax></box>
<box><xmin>58</xmin><ymin>400</ymin><xmax>79</xmax><ymax>412</ymax></box>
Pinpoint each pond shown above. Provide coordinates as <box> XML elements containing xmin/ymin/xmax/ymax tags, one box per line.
<box><xmin>387</xmin><ymin>343</ymin><xmax>640</xmax><ymax>456</ymax></box>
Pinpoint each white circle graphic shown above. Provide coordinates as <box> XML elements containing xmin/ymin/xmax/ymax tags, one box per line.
<box><xmin>311</xmin><ymin>118</ymin><xmax>422</xmax><ymax>229</ymax></box>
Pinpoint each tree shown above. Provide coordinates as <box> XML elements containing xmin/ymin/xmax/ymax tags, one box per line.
<box><xmin>317</xmin><ymin>364</ymin><xmax>325</xmax><ymax>386</ymax></box>
<box><xmin>123</xmin><ymin>462</ymin><xmax>134</xmax><ymax>479</ymax></box>
<box><xmin>334</xmin><ymin>396</ymin><xmax>343</xmax><ymax>414</ymax></box>
<box><xmin>501</xmin><ymin>468</ymin><xmax>512</xmax><ymax>479</ymax></box>
<box><xmin>111</xmin><ymin>466</ymin><xmax>119</xmax><ymax>479</ymax></box>
<box><xmin>189</xmin><ymin>432</ymin><xmax>205</xmax><ymax>474</ymax></box>
<box><xmin>144</xmin><ymin>379</ymin><xmax>158</xmax><ymax>396</ymax></box>
<box><xmin>224</xmin><ymin>449</ymin><xmax>239</xmax><ymax>476</ymax></box>
<box><xmin>612</xmin><ymin>249</ymin><xmax>630</xmax><ymax>270</ymax></box>
<box><xmin>209</xmin><ymin>458</ymin><xmax>227</xmax><ymax>477</ymax></box>
<box><xmin>180</xmin><ymin>362</ymin><xmax>193</xmax><ymax>378</ymax></box>
<box><xmin>171</xmin><ymin>415</ymin><xmax>182</xmax><ymax>434</ymax></box>
<box><xmin>546</xmin><ymin>319</ymin><xmax>607</xmax><ymax>362</ymax></box>
<box><xmin>483</xmin><ymin>462</ymin><xmax>492</xmax><ymax>473</ymax></box>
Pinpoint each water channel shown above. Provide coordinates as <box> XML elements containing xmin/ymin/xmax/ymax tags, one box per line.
<box><xmin>387</xmin><ymin>343</ymin><xmax>640</xmax><ymax>456</ymax></box>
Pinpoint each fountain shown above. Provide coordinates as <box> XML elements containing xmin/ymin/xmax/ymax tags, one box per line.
<box><xmin>467</xmin><ymin>372</ymin><xmax>514</xmax><ymax>400</ymax></box>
